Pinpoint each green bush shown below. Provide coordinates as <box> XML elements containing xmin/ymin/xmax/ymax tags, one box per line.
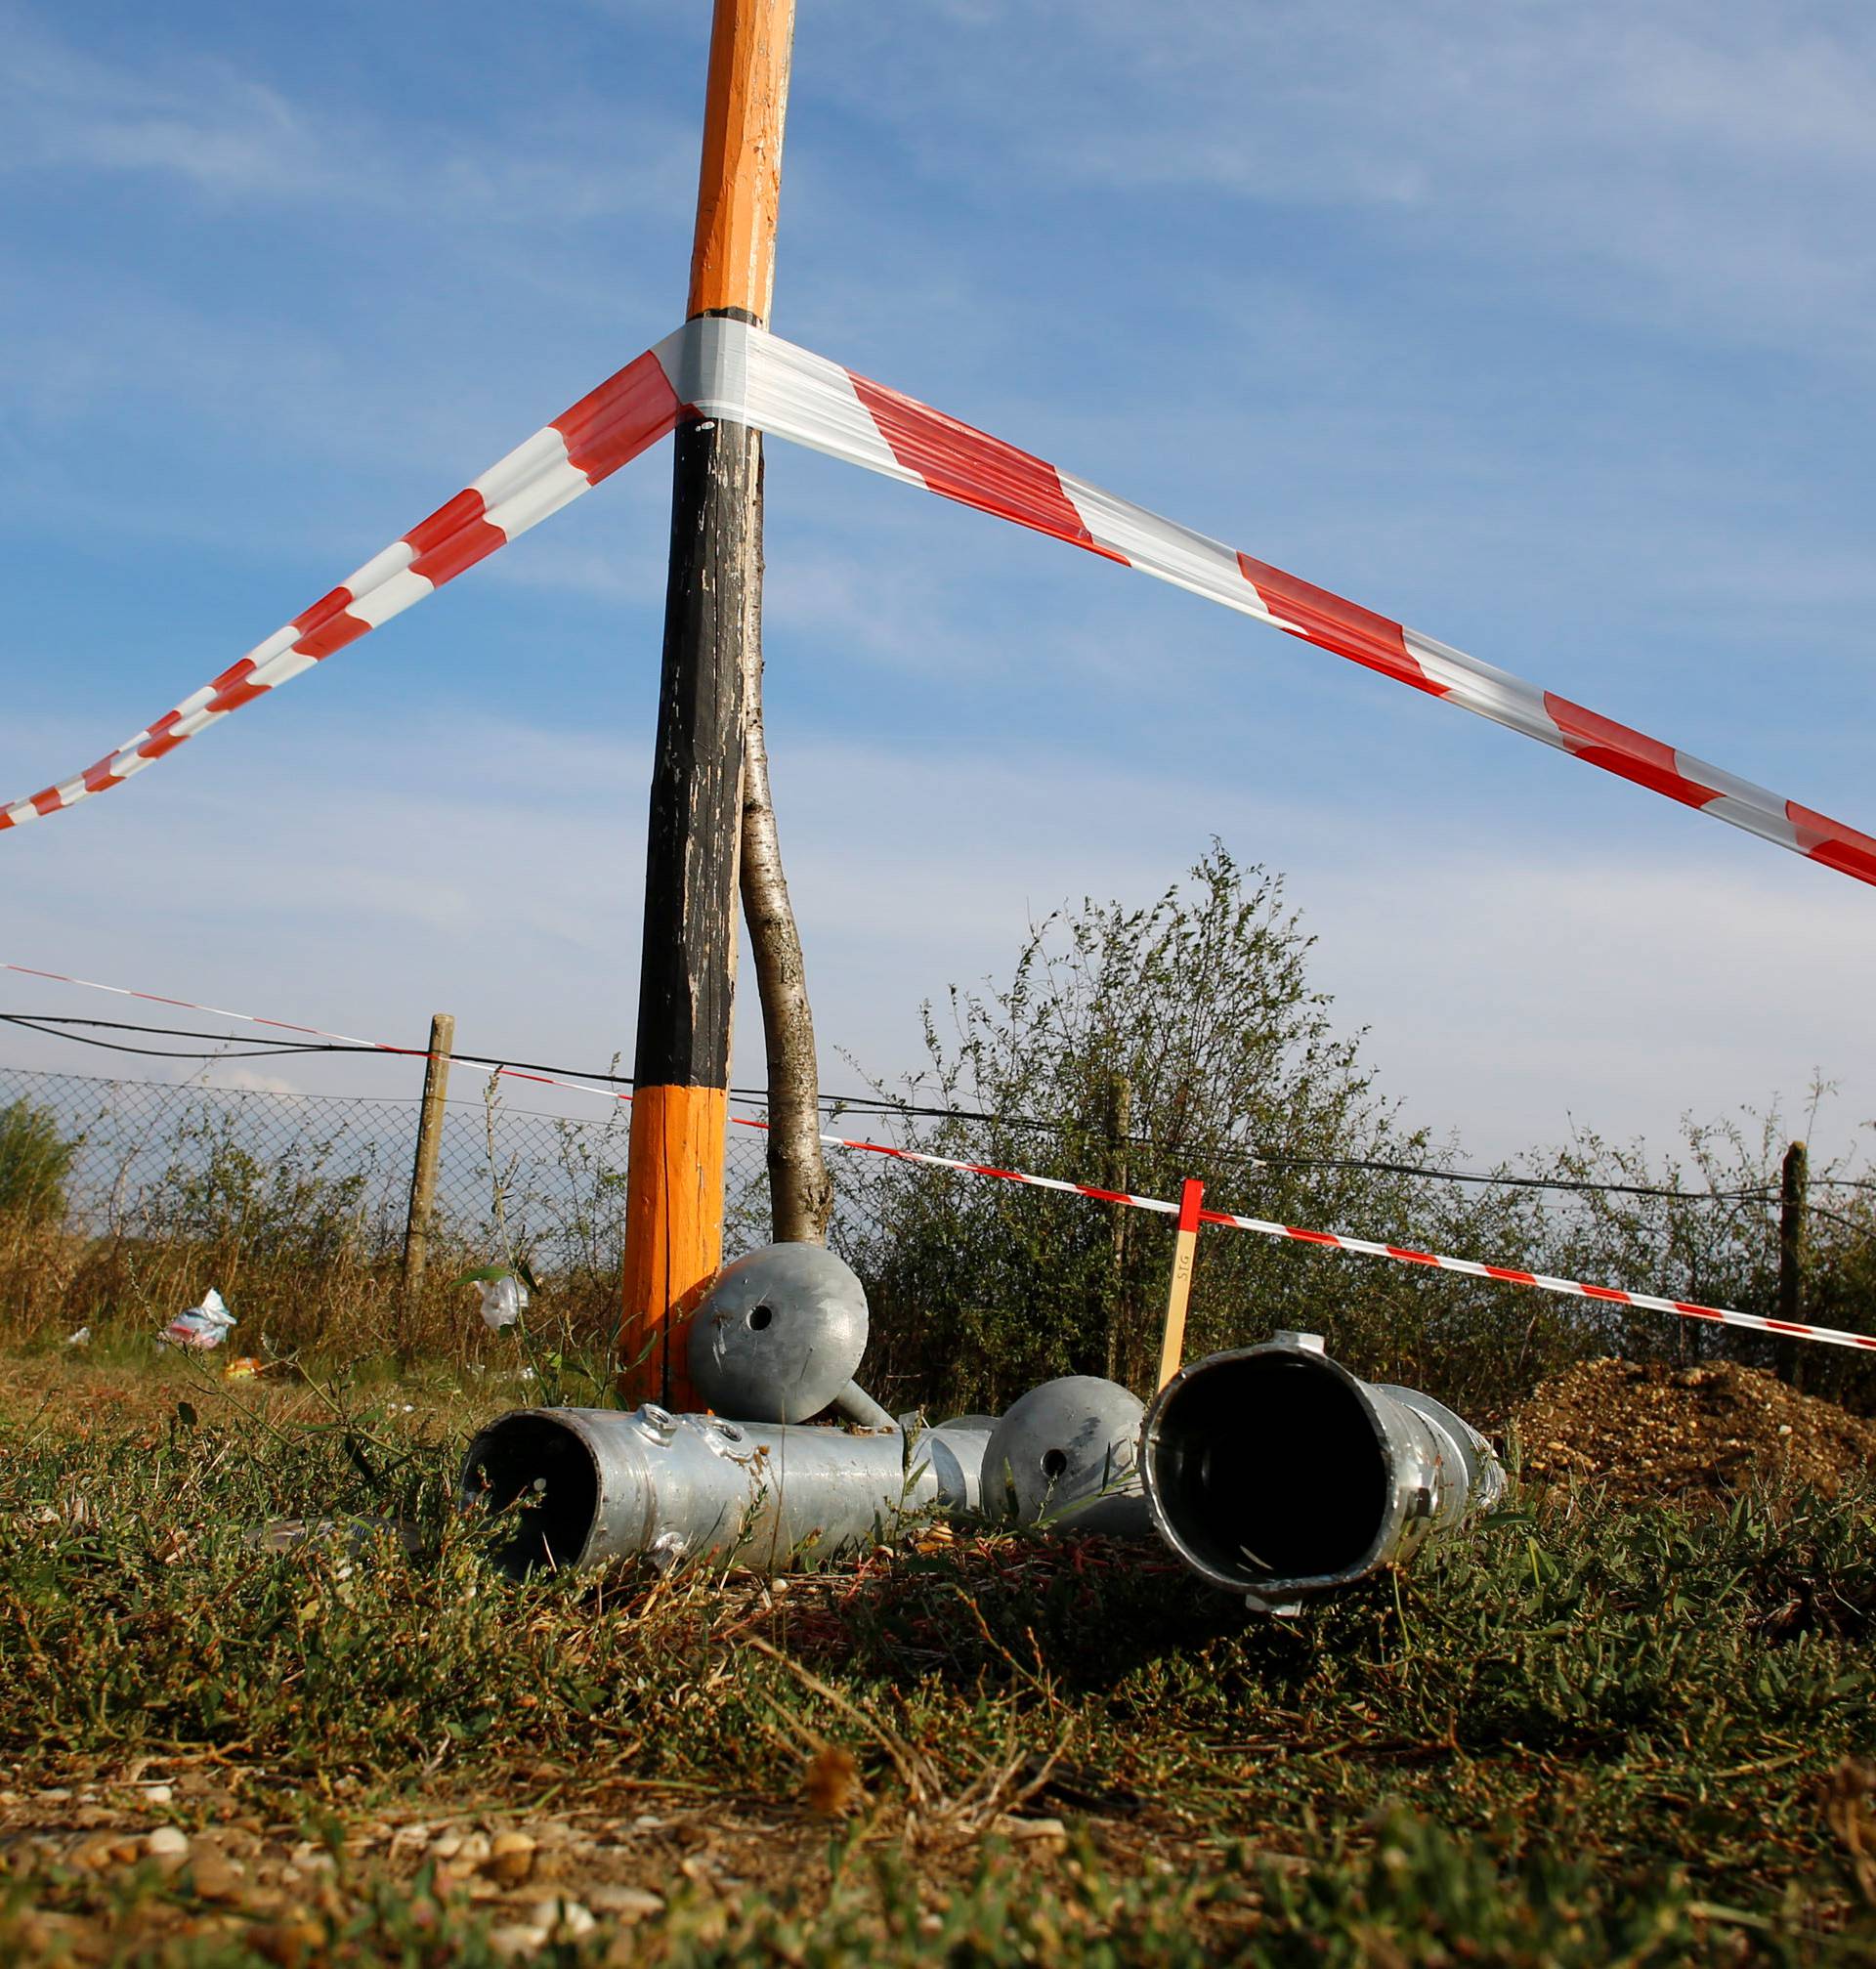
<box><xmin>838</xmin><ymin>845</ymin><xmax>1876</xmax><ymax>1422</ymax></box>
<box><xmin>841</xmin><ymin>845</ymin><xmax>1583</xmax><ymax>1417</ymax></box>
<box><xmin>0</xmin><ymin>1096</ymin><xmax>77</xmax><ymax>1224</ymax></box>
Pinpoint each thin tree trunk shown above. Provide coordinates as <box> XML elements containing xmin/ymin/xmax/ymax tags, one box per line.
<box><xmin>739</xmin><ymin>507</ymin><xmax>833</xmax><ymax>1244</ymax></box>
<box><xmin>1103</xmin><ymin>1073</ymin><xmax>1131</xmax><ymax>1382</ymax></box>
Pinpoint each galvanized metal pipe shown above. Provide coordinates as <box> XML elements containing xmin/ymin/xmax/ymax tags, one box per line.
<box><xmin>461</xmin><ymin>1333</ymin><xmax>1500</xmax><ymax>1610</ymax></box>
<box><xmin>906</xmin><ymin>1414</ymin><xmax>998</xmax><ymax>1512</ymax></box>
<box><xmin>461</xmin><ymin>1405</ymin><xmax>928</xmax><ymax>1577</ymax></box>
<box><xmin>832</xmin><ymin>1380</ymin><xmax>900</xmax><ymax>1433</ymax></box>
<box><xmin>1140</xmin><ymin>1332</ymin><xmax>1504</xmax><ymax>1611</ymax></box>
<box><xmin>461</xmin><ymin>1401</ymin><xmax>996</xmax><ymax>1577</ymax></box>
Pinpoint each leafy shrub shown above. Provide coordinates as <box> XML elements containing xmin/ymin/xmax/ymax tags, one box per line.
<box><xmin>838</xmin><ymin>845</ymin><xmax>1876</xmax><ymax>1423</ymax></box>
<box><xmin>841</xmin><ymin>846</ymin><xmax>1588</xmax><ymax>1417</ymax></box>
<box><xmin>0</xmin><ymin>1096</ymin><xmax>77</xmax><ymax>1224</ymax></box>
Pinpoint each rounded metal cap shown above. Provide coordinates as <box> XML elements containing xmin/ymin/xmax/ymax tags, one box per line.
<box><xmin>983</xmin><ymin>1375</ymin><xmax>1145</xmax><ymax>1525</ymax></box>
<box><xmin>688</xmin><ymin>1242</ymin><xmax>870</xmax><ymax>1424</ymax></box>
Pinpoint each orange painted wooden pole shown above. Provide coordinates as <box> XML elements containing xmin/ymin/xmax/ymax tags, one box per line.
<box><xmin>686</xmin><ymin>0</ymin><xmax>794</xmax><ymax>321</ymax></box>
<box><xmin>1155</xmin><ymin>1179</ymin><xmax>1206</xmax><ymax>1390</ymax></box>
<box><xmin>620</xmin><ymin>0</ymin><xmax>796</xmax><ymax>1408</ymax></box>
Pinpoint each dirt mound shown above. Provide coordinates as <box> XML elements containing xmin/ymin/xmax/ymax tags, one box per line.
<box><xmin>1511</xmin><ymin>1356</ymin><xmax>1876</xmax><ymax>1505</ymax></box>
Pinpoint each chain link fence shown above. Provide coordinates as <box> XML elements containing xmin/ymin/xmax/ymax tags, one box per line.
<box><xmin>0</xmin><ymin>1064</ymin><xmax>780</xmax><ymax>1280</ymax></box>
<box><xmin>5</xmin><ymin>1059</ymin><xmax>1867</xmax><ymax>1419</ymax></box>
<box><xmin>0</xmin><ymin>1059</ymin><xmax>1031</xmax><ymax>1365</ymax></box>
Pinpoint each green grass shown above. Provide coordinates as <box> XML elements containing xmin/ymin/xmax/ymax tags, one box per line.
<box><xmin>3</xmin><ymin>1354</ymin><xmax>1875</xmax><ymax>1964</ymax></box>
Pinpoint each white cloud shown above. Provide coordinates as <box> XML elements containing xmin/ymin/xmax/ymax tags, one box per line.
<box><xmin>205</xmin><ymin>1065</ymin><xmax>305</xmax><ymax>1097</ymax></box>
<box><xmin>811</xmin><ymin>0</ymin><xmax>1876</xmax><ymax>367</ymax></box>
<box><xmin>0</xmin><ymin>20</ymin><xmax>320</xmax><ymax>196</ymax></box>
<box><xmin>0</xmin><ymin>10</ymin><xmax>692</xmax><ymax>223</ymax></box>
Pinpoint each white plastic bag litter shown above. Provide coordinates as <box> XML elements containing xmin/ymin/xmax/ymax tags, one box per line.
<box><xmin>474</xmin><ymin>1274</ymin><xmax>529</xmax><ymax>1331</ymax></box>
<box><xmin>449</xmin><ymin>1262</ymin><xmax>534</xmax><ymax>1333</ymax></box>
<box><xmin>64</xmin><ymin>1325</ymin><xmax>90</xmax><ymax>1347</ymax></box>
<box><xmin>160</xmin><ymin>1287</ymin><xmax>235</xmax><ymax>1350</ymax></box>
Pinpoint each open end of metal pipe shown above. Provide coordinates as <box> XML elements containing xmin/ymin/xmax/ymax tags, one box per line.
<box><xmin>1144</xmin><ymin>1352</ymin><xmax>1386</xmax><ymax>1591</ymax></box>
<box><xmin>460</xmin><ymin>1412</ymin><xmax>600</xmax><ymax>1578</ymax></box>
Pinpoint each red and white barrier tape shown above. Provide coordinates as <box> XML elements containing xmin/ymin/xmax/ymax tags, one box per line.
<box><xmin>706</xmin><ymin>322</ymin><xmax>1876</xmax><ymax>890</ymax></box>
<box><xmin>5</xmin><ymin>321</ymin><xmax>1873</xmax><ymax>890</ymax></box>
<box><xmin>0</xmin><ymin>962</ymin><xmax>646</xmax><ymax>1111</ymax></box>
<box><xmin>7</xmin><ymin>958</ymin><xmax>1872</xmax><ymax>1355</ymax></box>
<box><xmin>822</xmin><ymin>1136</ymin><xmax>1876</xmax><ymax>1354</ymax></box>
<box><xmin>0</xmin><ymin>334</ymin><xmax>690</xmax><ymax>832</ymax></box>
<box><xmin>1186</xmin><ymin>1204</ymin><xmax>1876</xmax><ymax>1355</ymax></box>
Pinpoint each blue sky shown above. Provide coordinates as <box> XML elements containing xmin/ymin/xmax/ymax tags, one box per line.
<box><xmin>2</xmin><ymin>0</ymin><xmax>1872</xmax><ymax>1175</ymax></box>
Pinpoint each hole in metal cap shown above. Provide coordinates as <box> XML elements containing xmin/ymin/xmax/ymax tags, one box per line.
<box><xmin>1041</xmin><ymin>1447</ymin><xmax>1069</xmax><ymax>1480</ymax></box>
<box><xmin>747</xmin><ymin>1304</ymin><xmax>774</xmax><ymax>1331</ymax></box>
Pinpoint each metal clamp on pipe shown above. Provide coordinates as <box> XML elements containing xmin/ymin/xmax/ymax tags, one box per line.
<box><xmin>1140</xmin><ymin>1332</ymin><xmax>1505</xmax><ymax>1612</ymax></box>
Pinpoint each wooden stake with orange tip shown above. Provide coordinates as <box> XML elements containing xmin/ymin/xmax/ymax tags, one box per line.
<box><xmin>1156</xmin><ymin>1178</ymin><xmax>1206</xmax><ymax>1390</ymax></box>
<box><xmin>620</xmin><ymin>0</ymin><xmax>797</xmax><ymax>1408</ymax></box>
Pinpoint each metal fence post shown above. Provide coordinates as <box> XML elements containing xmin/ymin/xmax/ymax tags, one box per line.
<box><xmin>402</xmin><ymin>1014</ymin><xmax>455</xmax><ymax>1319</ymax></box>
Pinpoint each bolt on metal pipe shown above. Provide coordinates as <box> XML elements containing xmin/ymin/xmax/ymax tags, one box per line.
<box><xmin>1140</xmin><ymin>1332</ymin><xmax>1504</xmax><ymax>1612</ymax></box>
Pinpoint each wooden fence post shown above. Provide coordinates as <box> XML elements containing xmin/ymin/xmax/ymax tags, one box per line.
<box><xmin>402</xmin><ymin>1013</ymin><xmax>455</xmax><ymax>1326</ymax></box>
<box><xmin>1156</xmin><ymin>1177</ymin><xmax>1206</xmax><ymax>1390</ymax></box>
<box><xmin>1775</xmin><ymin>1138</ymin><xmax>1808</xmax><ymax>1388</ymax></box>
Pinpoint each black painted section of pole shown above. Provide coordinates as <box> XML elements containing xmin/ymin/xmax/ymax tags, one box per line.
<box><xmin>632</xmin><ymin>408</ymin><xmax>759</xmax><ymax>1092</ymax></box>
